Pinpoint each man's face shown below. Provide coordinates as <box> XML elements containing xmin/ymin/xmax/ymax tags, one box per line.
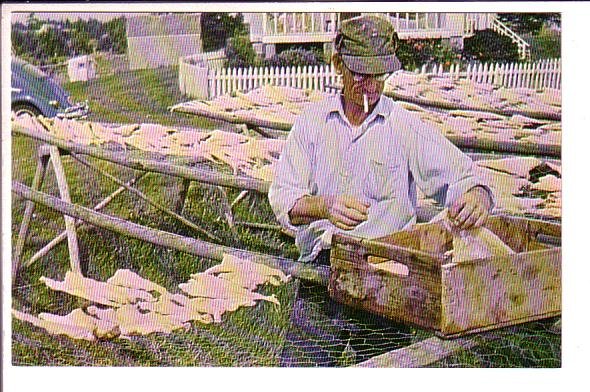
<box><xmin>334</xmin><ymin>55</ymin><xmax>390</xmax><ymax>109</ymax></box>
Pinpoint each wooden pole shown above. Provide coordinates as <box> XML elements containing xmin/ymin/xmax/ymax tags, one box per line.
<box><xmin>48</xmin><ymin>146</ymin><xmax>82</xmax><ymax>274</ymax></box>
<box><xmin>68</xmin><ymin>152</ymin><xmax>221</xmax><ymax>243</ymax></box>
<box><xmin>352</xmin><ymin>335</ymin><xmax>479</xmax><ymax>368</ymax></box>
<box><xmin>12</xmin><ymin>151</ymin><xmax>50</xmax><ymax>282</ymax></box>
<box><xmin>12</xmin><ymin>180</ymin><xmax>329</xmax><ymax>285</ymax></box>
<box><xmin>13</xmin><ymin>125</ymin><xmax>270</xmax><ymax>193</ymax></box>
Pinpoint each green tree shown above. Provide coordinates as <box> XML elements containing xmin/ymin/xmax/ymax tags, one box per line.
<box><xmin>104</xmin><ymin>17</ymin><xmax>127</xmax><ymax>53</ymax></box>
<box><xmin>38</xmin><ymin>27</ymin><xmax>68</xmax><ymax>62</ymax></box>
<box><xmin>498</xmin><ymin>13</ymin><xmax>560</xmax><ymax>35</ymax></box>
<box><xmin>202</xmin><ymin>13</ymin><xmax>248</xmax><ymax>52</ymax></box>
<box><xmin>463</xmin><ymin>30</ymin><xmax>520</xmax><ymax>63</ymax></box>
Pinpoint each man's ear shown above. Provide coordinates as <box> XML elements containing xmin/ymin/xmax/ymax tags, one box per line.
<box><xmin>332</xmin><ymin>53</ymin><xmax>343</xmax><ymax>75</ymax></box>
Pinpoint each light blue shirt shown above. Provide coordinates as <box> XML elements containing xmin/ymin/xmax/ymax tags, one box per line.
<box><xmin>268</xmin><ymin>94</ymin><xmax>491</xmax><ymax>263</ymax></box>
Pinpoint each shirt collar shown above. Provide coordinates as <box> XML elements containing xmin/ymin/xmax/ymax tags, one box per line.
<box><xmin>325</xmin><ymin>93</ymin><xmax>391</xmax><ymax>123</ymax></box>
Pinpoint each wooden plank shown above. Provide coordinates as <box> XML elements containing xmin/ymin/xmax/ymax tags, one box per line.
<box><xmin>12</xmin><ymin>151</ymin><xmax>50</xmax><ymax>281</ymax></box>
<box><xmin>329</xmin><ymin>250</ymin><xmax>442</xmax><ymax>330</ymax></box>
<box><xmin>440</xmin><ymin>247</ymin><xmax>561</xmax><ymax>336</ymax></box>
<box><xmin>48</xmin><ymin>146</ymin><xmax>82</xmax><ymax>274</ymax></box>
<box><xmin>352</xmin><ymin>335</ymin><xmax>478</xmax><ymax>368</ymax></box>
<box><xmin>12</xmin><ymin>180</ymin><xmax>329</xmax><ymax>286</ymax></box>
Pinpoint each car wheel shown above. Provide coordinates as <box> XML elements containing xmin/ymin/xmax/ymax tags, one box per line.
<box><xmin>12</xmin><ymin>103</ymin><xmax>42</xmax><ymax>117</ymax></box>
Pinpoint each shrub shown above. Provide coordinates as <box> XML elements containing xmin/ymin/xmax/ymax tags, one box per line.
<box><xmin>396</xmin><ymin>39</ymin><xmax>462</xmax><ymax>71</ymax></box>
<box><xmin>528</xmin><ymin>24</ymin><xmax>561</xmax><ymax>60</ymax></box>
<box><xmin>263</xmin><ymin>47</ymin><xmax>326</xmax><ymax>68</ymax></box>
<box><xmin>224</xmin><ymin>35</ymin><xmax>259</xmax><ymax>68</ymax></box>
<box><xmin>202</xmin><ymin>13</ymin><xmax>248</xmax><ymax>52</ymax></box>
<box><xmin>463</xmin><ymin>29</ymin><xmax>520</xmax><ymax>63</ymax></box>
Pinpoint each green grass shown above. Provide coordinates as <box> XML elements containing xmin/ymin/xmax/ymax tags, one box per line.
<box><xmin>11</xmin><ymin>64</ymin><xmax>560</xmax><ymax>367</ymax></box>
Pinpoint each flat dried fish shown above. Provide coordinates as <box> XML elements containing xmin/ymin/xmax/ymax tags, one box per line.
<box><xmin>205</xmin><ymin>253</ymin><xmax>290</xmax><ymax>290</ymax></box>
<box><xmin>40</xmin><ymin>271</ymin><xmax>157</xmax><ymax>307</ymax></box>
<box><xmin>13</xmin><ymin>309</ymin><xmax>97</xmax><ymax>341</ymax></box>
<box><xmin>106</xmin><ymin>269</ymin><xmax>168</xmax><ymax>295</ymax></box>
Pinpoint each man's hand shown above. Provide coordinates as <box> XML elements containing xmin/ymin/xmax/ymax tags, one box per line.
<box><xmin>448</xmin><ymin>186</ymin><xmax>493</xmax><ymax>230</ymax></box>
<box><xmin>322</xmin><ymin>195</ymin><xmax>370</xmax><ymax>230</ymax></box>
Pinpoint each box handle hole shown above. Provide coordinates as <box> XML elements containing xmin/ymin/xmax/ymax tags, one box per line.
<box><xmin>367</xmin><ymin>256</ymin><xmax>410</xmax><ymax>277</ymax></box>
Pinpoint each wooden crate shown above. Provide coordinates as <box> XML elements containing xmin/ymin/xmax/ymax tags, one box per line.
<box><xmin>328</xmin><ymin>215</ymin><xmax>561</xmax><ymax>338</ymax></box>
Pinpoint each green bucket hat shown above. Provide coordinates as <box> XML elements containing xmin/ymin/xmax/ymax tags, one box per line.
<box><xmin>335</xmin><ymin>14</ymin><xmax>402</xmax><ymax>75</ymax></box>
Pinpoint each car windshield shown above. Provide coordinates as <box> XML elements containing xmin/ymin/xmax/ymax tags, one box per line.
<box><xmin>23</xmin><ymin>62</ymin><xmax>49</xmax><ymax>78</ymax></box>
<box><xmin>14</xmin><ymin>58</ymin><xmax>49</xmax><ymax>79</ymax></box>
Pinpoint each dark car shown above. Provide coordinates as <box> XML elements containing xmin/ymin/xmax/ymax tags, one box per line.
<box><xmin>11</xmin><ymin>57</ymin><xmax>89</xmax><ymax>119</ymax></box>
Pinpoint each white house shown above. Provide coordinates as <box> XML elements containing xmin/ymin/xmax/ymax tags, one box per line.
<box><xmin>242</xmin><ymin>12</ymin><xmax>529</xmax><ymax>59</ymax></box>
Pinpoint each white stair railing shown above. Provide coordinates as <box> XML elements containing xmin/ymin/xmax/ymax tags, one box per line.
<box><xmin>490</xmin><ymin>17</ymin><xmax>531</xmax><ymax>60</ymax></box>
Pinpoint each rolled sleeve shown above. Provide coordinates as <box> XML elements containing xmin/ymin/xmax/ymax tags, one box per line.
<box><xmin>268</xmin><ymin>115</ymin><xmax>314</xmax><ymax>233</ymax></box>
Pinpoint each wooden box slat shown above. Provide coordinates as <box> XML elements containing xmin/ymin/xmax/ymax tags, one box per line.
<box><xmin>328</xmin><ymin>215</ymin><xmax>561</xmax><ymax>338</ymax></box>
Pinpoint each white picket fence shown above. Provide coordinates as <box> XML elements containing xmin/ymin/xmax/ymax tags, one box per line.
<box><xmin>180</xmin><ymin>56</ymin><xmax>561</xmax><ymax>99</ymax></box>
<box><xmin>420</xmin><ymin>58</ymin><xmax>561</xmax><ymax>90</ymax></box>
<box><xmin>207</xmin><ymin>64</ymin><xmax>342</xmax><ymax>97</ymax></box>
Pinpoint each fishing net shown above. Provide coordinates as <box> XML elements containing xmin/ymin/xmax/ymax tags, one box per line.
<box><xmin>12</xmin><ymin>271</ymin><xmax>561</xmax><ymax>367</ymax></box>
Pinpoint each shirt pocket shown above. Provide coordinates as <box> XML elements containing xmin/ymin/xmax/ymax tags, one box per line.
<box><xmin>365</xmin><ymin>159</ymin><xmax>402</xmax><ymax>201</ymax></box>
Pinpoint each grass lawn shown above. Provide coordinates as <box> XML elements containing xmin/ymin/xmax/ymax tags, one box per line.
<box><xmin>11</xmin><ymin>63</ymin><xmax>561</xmax><ymax>367</ymax></box>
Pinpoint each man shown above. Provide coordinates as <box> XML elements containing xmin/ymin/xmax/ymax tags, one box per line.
<box><xmin>269</xmin><ymin>14</ymin><xmax>493</xmax><ymax>264</ymax></box>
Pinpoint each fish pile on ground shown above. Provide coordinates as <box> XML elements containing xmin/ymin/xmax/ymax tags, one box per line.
<box><xmin>397</xmin><ymin>101</ymin><xmax>561</xmax><ymax>148</ymax></box>
<box><xmin>384</xmin><ymin>71</ymin><xmax>561</xmax><ymax>118</ymax></box>
<box><xmin>12</xmin><ymin>254</ymin><xmax>290</xmax><ymax>341</ymax></box>
<box><xmin>12</xmin><ymin>114</ymin><xmax>284</xmax><ymax>182</ymax></box>
<box><xmin>12</xmin><ymin>116</ymin><xmax>561</xmax><ymax>219</ymax></box>
<box><xmin>169</xmin><ymin>84</ymin><xmax>331</xmax><ymax>126</ymax></box>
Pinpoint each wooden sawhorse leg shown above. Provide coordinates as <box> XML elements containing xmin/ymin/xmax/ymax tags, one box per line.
<box><xmin>12</xmin><ymin>145</ymin><xmax>81</xmax><ymax>282</ymax></box>
<box><xmin>48</xmin><ymin>146</ymin><xmax>82</xmax><ymax>274</ymax></box>
<box><xmin>12</xmin><ymin>148</ymin><xmax>50</xmax><ymax>282</ymax></box>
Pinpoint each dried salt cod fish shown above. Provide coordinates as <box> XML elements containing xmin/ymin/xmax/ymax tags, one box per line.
<box><xmin>12</xmin><ymin>309</ymin><xmax>97</xmax><ymax>341</ymax></box>
<box><xmin>12</xmin><ymin>112</ymin><xmax>49</xmax><ymax>133</ymax></box>
<box><xmin>397</xmin><ymin>101</ymin><xmax>427</xmax><ymax>112</ymax></box>
<box><xmin>476</xmin><ymin>157</ymin><xmax>543</xmax><ymax>178</ymax></box>
<box><xmin>240</xmin><ymin>163</ymin><xmax>276</xmax><ymax>182</ymax></box>
<box><xmin>38</xmin><ymin>308</ymin><xmax>120</xmax><ymax>339</ymax></box>
<box><xmin>531</xmin><ymin>175</ymin><xmax>561</xmax><ymax>192</ymax></box>
<box><xmin>205</xmin><ymin>253</ymin><xmax>291</xmax><ymax>290</ymax></box>
<box><xmin>182</xmin><ymin>297</ymin><xmax>258</xmax><ymax>323</ymax></box>
<box><xmin>495</xmin><ymin>196</ymin><xmax>545</xmax><ymax>214</ymax></box>
<box><xmin>106</xmin><ymin>269</ymin><xmax>168</xmax><ymax>295</ymax></box>
<box><xmin>209</xmin><ymin>95</ymin><xmax>251</xmax><ymax>112</ymax></box>
<box><xmin>135</xmin><ymin>292</ymin><xmax>214</xmax><ymax>324</ymax></box>
<box><xmin>88</xmin><ymin>304</ymin><xmax>190</xmax><ymax>336</ymax></box>
<box><xmin>429</xmin><ymin>210</ymin><xmax>515</xmax><ymax>263</ymax></box>
<box><xmin>41</xmin><ymin>271</ymin><xmax>157</xmax><ymax>307</ymax></box>
<box><xmin>448</xmin><ymin>109</ymin><xmax>506</xmax><ymax>121</ymax></box>
<box><xmin>475</xmin><ymin>166</ymin><xmax>530</xmax><ymax>196</ymax></box>
<box><xmin>50</xmin><ymin>117</ymin><xmax>98</xmax><ymax>145</ymax></box>
<box><xmin>167</xmin><ymin>129</ymin><xmax>209</xmax><ymax>147</ymax></box>
<box><xmin>509</xmin><ymin>114</ymin><xmax>550</xmax><ymax>127</ymax></box>
<box><xmin>179</xmin><ymin>273</ymin><xmax>280</xmax><ymax>305</ymax></box>
<box><xmin>450</xmin><ymin>224</ymin><xmax>516</xmax><ymax>263</ymax></box>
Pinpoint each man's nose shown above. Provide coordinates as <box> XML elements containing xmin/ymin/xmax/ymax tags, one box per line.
<box><xmin>362</xmin><ymin>79</ymin><xmax>380</xmax><ymax>94</ymax></box>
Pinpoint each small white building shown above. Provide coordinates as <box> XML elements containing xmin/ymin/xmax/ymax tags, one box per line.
<box><xmin>67</xmin><ymin>55</ymin><xmax>97</xmax><ymax>82</ymax></box>
<box><xmin>126</xmin><ymin>13</ymin><xmax>203</xmax><ymax>70</ymax></box>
